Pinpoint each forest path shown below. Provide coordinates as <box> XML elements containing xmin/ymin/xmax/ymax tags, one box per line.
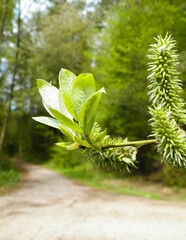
<box><xmin>0</xmin><ymin>161</ymin><xmax>186</xmax><ymax>240</ymax></box>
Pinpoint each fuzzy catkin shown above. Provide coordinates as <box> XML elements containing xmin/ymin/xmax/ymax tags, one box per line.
<box><xmin>148</xmin><ymin>35</ymin><xmax>186</xmax><ymax>167</ymax></box>
<box><xmin>84</xmin><ymin>123</ymin><xmax>138</xmax><ymax>172</ymax></box>
<box><xmin>149</xmin><ymin>106</ymin><xmax>186</xmax><ymax>167</ymax></box>
<box><xmin>148</xmin><ymin>34</ymin><xmax>186</xmax><ymax>124</ymax></box>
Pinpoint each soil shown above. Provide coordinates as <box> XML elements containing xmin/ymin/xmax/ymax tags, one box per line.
<box><xmin>0</xmin><ymin>160</ymin><xmax>186</xmax><ymax>240</ymax></box>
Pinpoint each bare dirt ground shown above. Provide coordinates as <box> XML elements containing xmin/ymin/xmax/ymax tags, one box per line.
<box><xmin>0</xmin><ymin>161</ymin><xmax>186</xmax><ymax>240</ymax></box>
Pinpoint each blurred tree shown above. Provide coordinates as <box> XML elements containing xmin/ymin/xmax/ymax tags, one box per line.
<box><xmin>0</xmin><ymin>0</ymin><xmax>21</xmax><ymax>162</ymax></box>
<box><xmin>0</xmin><ymin>0</ymin><xmax>16</xmax><ymax>64</ymax></box>
<box><xmin>1</xmin><ymin>0</ymin><xmax>93</xmax><ymax>161</ymax></box>
<box><xmin>27</xmin><ymin>1</ymin><xmax>91</xmax><ymax>84</ymax></box>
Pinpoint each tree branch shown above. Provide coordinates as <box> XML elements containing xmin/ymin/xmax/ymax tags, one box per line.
<box><xmin>101</xmin><ymin>139</ymin><xmax>157</xmax><ymax>150</ymax></box>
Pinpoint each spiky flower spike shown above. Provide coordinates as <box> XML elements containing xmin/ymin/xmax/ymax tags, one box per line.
<box><xmin>148</xmin><ymin>35</ymin><xmax>186</xmax><ymax>167</ymax></box>
<box><xmin>148</xmin><ymin>34</ymin><xmax>186</xmax><ymax>124</ymax></box>
<box><xmin>149</xmin><ymin>106</ymin><xmax>186</xmax><ymax>167</ymax></box>
<box><xmin>84</xmin><ymin>124</ymin><xmax>138</xmax><ymax>172</ymax></box>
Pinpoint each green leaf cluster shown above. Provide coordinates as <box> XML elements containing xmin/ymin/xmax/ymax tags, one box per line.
<box><xmin>33</xmin><ymin>69</ymin><xmax>138</xmax><ymax>172</ymax></box>
<box><xmin>33</xmin><ymin>68</ymin><xmax>105</xmax><ymax>151</ymax></box>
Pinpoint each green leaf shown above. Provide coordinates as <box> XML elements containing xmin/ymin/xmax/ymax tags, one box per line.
<box><xmin>71</xmin><ymin>73</ymin><xmax>96</xmax><ymax>116</ymax></box>
<box><xmin>59</xmin><ymin>89</ymin><xmax>76</xmax><ymax>119</ymax></box>
<box><xmin>59</xmin><ymin>68</ymin><xmax>76</xmax><ymax>91</ymax></box>
<box><xmin>79</xmin><ymin>88</ymin><xmax>106</xmax><ymax>133</ymax></box>
<box><xmin>95</xmin><ymin>129</ymin><xmax>107</xmax><ymax>143</ymax></box>
<box><xmin>36</xmin><ymin>79</ymin><xmax>59</xmax><ymax>116</ymax></box>
<box><xmin>32</xmin><ymin>116</ymin><xmax>61</xmax><ymax>129</ymax></box>
<box><xmin>48</xmin><ymin>107</ymin><xmax>83</xmax><ymax>134</ymax></box>
<box><xmin>59</xmin><ymin>68</ymin><xmax>77</xmax><ymax>119</ymax></box>
<box><xmin>67</xmin><ymin>142</ymin><xmax>79</xmax><ymax>150</ymax></box>
<box><xmin>58</xmin><ymin>88</ymin><xmax>72</xmax><ymax>119</ymax></box>
<box><xmin>56</xmin><ymin>142</ymin><xmax>73</xmax><ymax>148</ymax></box>
<box><xmin>74</xmin><ymin>136</ymin><xmax>91</xmax><ymax>148</ymax></box>
<box><xmin>59</xmin><ymin>125</ymin><xmax>75</xmax><ymax>141</ymax></box>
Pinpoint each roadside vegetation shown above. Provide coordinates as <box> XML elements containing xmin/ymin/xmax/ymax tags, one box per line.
<box><xmin>44</xmin><ymin>147</ymin><xmax>186</xmax><ymax>202</ymax></box>
<box><xmin>0</xmin><ymin>156</ymin><xmax>20</xmax><ymax>194</ymax></box>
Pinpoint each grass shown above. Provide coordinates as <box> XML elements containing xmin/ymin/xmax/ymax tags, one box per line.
<box><xmin>0</xmin><ymin>158</ymin><xmax>20</xmax><ymax>195</ymax></box>
<box><xmin>44</xmin><ymin>160</ymin><xmax>186</xmax><ymax>201</ymax></box>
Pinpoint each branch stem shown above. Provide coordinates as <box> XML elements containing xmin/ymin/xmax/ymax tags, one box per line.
<box><xmin>101</xmin><ymin>139</ymin><xmax>157</xmax><ymax>150</ymax></box>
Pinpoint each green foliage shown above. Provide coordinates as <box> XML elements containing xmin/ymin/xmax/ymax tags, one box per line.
<box><xmin>59</xmin><ymin>69</ymin><xmax>77</xmax><ymax>119</ymax></box>
<box><xmin>28</xmin><ymin>2</ymin><xmax>92</xmax><ymax>82</ymax></box>
<box><xmin>0</xmin><ymin>156</ymin><xmax>20</xmax><ymax>187</ymax></box>
<box><xmin>48</xmin><ymin>143</ymin><xmax>83</xmax><ymax>169</ymax></box>
<box><xmin>32</xmin><ymin>117</ymin><xmax>61</xmax><ymax>130</ymax></box>
<box><xmin>79</xmin><ymin>88</ymin><xmax>106</xmax><ymax>134</ymax></box>
<box><xmin>154</xmin><ymin>163</ymin><xmax>186</xmax><ymax>188</ymax></box>
<box><xmin>71</xmin><ymin>73</ymin><xmax>96</xmax><ymax>116</ymax></box>
<box><xmin>34</xmin><ymin>68</ymin><xmax>138</xmax><ymax>172</ymax></box>
<box><xmin>0</xmin><ymin>170</ymin><xmax>20</xmax><ymax>187</ymax></box>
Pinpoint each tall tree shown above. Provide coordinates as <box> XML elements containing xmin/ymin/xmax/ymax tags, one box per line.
<box><xmin>28</xmin><ymin>1</ymin><xmax>92</xmax><ymax>83</ymax></box>
<box><xmin>0</xmin><ymin>0</ymin><xmax>16</xmax><ymax>70</ymax></box>
<box><xmin>0</xmin><ymin>0</ymin><xmax>21</xmax><ymax>161</ymax></box>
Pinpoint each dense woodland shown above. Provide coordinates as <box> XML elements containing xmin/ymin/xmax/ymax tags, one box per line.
<box><xmin>0</xmin><ymin>0</ymin><xmax>186</xmax><ymax>186</ymax></box>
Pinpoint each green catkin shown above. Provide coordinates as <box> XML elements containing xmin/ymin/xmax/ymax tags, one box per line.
<box><xmin>148</xmin><ymin>35</ymin><xmax>186</xmax><ymax>167</ymax></box>
<box><xmin>148</xmin><ymin>34</ymin><xmax>186</xmax><ymax>124</ymax></box>
<box><xmin>149</xmin><ymin>106</ymin><xmax>186</xmax><ymax>167</ymax></box>
<box><xmin>84</xmin><ymin>137</ymin><xmax>138</xmax><ymax>172</ymax></box>
<box><xmin>84</xmin><ymin>123</ymin><xmax>138</xmax><ymax>172</ymax></box>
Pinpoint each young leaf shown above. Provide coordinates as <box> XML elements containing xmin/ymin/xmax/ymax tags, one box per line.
<box><xmin>79</xmin><ymin>88</ymin><xmax>106</xmax><ymax>133</ymax></box>
<box><xmin>32</xmin><ymin>116</ymin><xmax>61</xmax><ymax>129</ymax></box>
<box><xmin>56</xmin><ymin>142</ymin><xmax>73</xmax><ymax>148</ymax></box>
<box><xmin>36</xmin><ymin>79</ymin><xmax>60</xmax><ymax>115</ymax></box>
<box><xmin>59</xmin><ymin>125</ymin><xmax>75</xmax><ymax>141</ymax></box>
<box><xmin>59</xmin><ymin>68</ymin><xmax>76</xmax><ymax>91</ymax></box>
<box><xmin>48</xmin><ymin>107</ymin><xmax>83</xmax><ymax>134</ymax></box>
<box><xmin>95</xmin><ymin>129</ymin><xmax>107</xmax><ymax>143</ymax></box>
<box><xmin>59</xmin><ymin>68</ymin><xmax>78</xmax><ymax>119</ymax></box>
<box><xmin>59</xmin><ymin>89</ymin><xmax>75</xmax><ymax>119</ymax></box>
<box><xmin>74</xmin><ymin>136</ymin><xmax>91</xmax><ymax>148</ymax></box>
<box><xmin>67</xmin><ymin>142</ymin><xmax>79</xmax><ymax>150</ymax></box>
<box><xmin>71</xmin><ymin>73</ymin><xmax>96</xmax><ymax>116</ymax></box>
<box><xmin>58</xmin><ymin>85</ymin><xmax>73</xmax><ymax>119</ymax></box>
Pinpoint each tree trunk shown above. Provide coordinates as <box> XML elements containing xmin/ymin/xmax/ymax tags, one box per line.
<box><xmin>0</xmin><ymin>0</ymin><xmax>21</xmax><ymax>162</ymax></box>
<box><xmin>0</xmin><ymin>0</ymin><xmax>9</xmax><ymax>68</ymax></box>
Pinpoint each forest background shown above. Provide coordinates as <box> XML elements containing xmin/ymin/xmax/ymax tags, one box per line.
<box><xmin>0</xmin><ymin>0</ymin><xmax>186</xmax><ymax>191</ymax></box>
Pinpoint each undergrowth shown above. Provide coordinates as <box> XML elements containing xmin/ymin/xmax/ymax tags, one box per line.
<box><xmin>44</xmin><ymin>157</ymin><xmax>186</xmax><ymax>202</ymax></box>
<box><xmin>0</xmin><ymin>155</ymin><xmax>20</xmax><ymax>190</ymax></box>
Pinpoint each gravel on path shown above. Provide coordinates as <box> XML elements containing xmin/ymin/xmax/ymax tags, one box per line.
<box><xmin>0</xmin><ymin>161</ymin><xmax>186</xmax><ymax>240</ymax></box>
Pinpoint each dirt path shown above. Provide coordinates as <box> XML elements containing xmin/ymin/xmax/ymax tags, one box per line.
<box><xmin>0</xmin><ymin>162</ymin><xmax>186</xmax><ymax>240</ymax></box>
